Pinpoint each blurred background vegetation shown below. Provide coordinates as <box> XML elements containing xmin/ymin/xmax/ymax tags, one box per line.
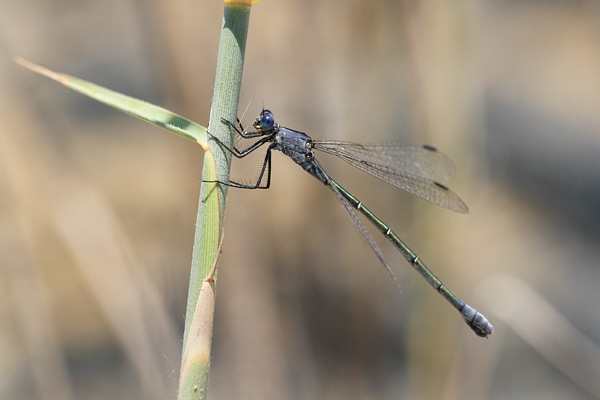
<box><xmin>2</xmin><ymin>0</ymin><xmax>600</xmax><ymax>399</ymax></box>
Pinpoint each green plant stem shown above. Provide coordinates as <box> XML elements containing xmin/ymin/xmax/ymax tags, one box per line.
<box><xmin>178</xmin><ymin>4</ymin><xmax>254</xmax><ymax>400</ymax></box>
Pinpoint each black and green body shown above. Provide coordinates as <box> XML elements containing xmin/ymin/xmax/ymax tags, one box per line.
<box><xmin>206</xmin><ymin>109</ymin><xmax>493</xmax><ymax>337</ymax></box>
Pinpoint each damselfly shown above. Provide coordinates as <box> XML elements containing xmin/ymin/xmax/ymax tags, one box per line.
<box><xmin>206</xmin><ymin>109</ymin><xmax>493</xmax><ymax>337</ymax></box>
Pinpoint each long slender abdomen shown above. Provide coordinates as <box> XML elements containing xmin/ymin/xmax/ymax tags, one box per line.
<box><xmin>329</xmin><ymin>178</ymin><xmax>493</xmax><ymax>337</ymax></box>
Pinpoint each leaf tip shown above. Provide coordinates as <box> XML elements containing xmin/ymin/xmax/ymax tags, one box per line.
<box><xmin>14</xmin><ymin>57</ymin><xmax>66</xmax><ymax>84</ymax></box>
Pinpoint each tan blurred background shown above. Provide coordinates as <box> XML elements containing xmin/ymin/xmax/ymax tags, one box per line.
<box><xmin>2</xmin><ymin>1</ymin><xmax>600</xmax><ymax>399</ymax></box>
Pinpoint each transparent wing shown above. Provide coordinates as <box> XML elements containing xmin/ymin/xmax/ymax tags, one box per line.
<box><xmin>312</xmin><ymin>141</ymin><xmax>468</xmax><ymax>213</ymax></box>
<box><xmin>311</xmin><ymin>159</ymin><xmax>401</xmax><ymax>289</ymax></box>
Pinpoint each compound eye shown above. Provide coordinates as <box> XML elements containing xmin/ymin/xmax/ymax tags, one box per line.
<box><xmin>260</xmin><ymin>113</ymin><xmax>275</xmax><ymax>130</ymax></box>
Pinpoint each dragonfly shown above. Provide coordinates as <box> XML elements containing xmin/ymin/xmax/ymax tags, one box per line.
<box><xmin>205</xmin><ymin>109</ymin><xmax>493</xmax><ymax>337</ymax></box>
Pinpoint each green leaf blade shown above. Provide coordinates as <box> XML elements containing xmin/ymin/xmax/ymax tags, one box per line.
<box><xmin>15</xmin><ymin>57</ymin><xmax>209</xmax><ymax>149</ymax></box>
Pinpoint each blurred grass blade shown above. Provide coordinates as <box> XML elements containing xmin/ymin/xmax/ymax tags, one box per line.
<box><xmin>14</xmin><ymin>57</ymin><xmax>209</xmax><ymax>149</ymax></box>
<box><xmin>224</xmin><ymin>0</ymin><xmax>260</xmax><ymax>4</ymax></box>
